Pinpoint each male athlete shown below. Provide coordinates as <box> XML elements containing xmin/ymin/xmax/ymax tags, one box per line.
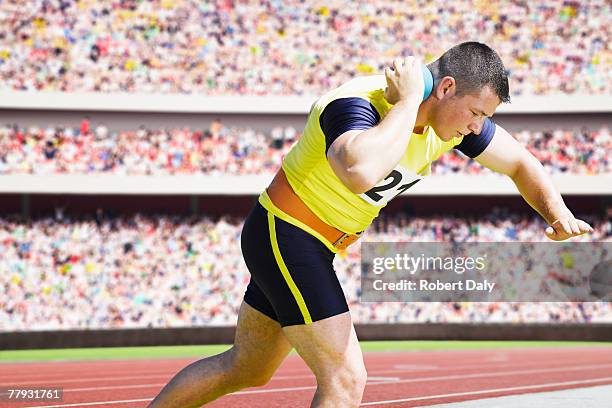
<box><xmin>148</xmin><ymin>42</ymin><xmax>592</xmax><ymax>407</ymax></box>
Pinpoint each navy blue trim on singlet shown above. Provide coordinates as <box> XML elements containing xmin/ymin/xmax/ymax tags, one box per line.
<box><xmin>319</xmin><ymin>97</ymin><xmax>381</xmax><ymax>154</ymax></box>
<box><xmin>454</xmin><ymin>117</ymin><xmax>496</xmax><ymax>158</ymax></box>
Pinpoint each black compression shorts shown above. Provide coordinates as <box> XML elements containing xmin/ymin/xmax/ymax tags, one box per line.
<box><xmin>241</xmin><ymin>202</ymin><xmax>349</xmax><ymax>327</ymax></box>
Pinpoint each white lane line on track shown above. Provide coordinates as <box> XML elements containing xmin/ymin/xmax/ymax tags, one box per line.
<box><xmin>362</xmin><ymin>363</ymin><xmax>612</xmax><ymax>387</ymax></box>
<box><xmin>1</xmin><ymin>373</ymin><xmax>317</xmax><ymax>388</ymax></box>
<box><xmin>11</xmin><ymin>356</ymin><xmax>612</xmax><ymax>387</ymax></box>
<box><xmin>208</xmin><ymin>363</ymin><xmax>612</xmax><ymax>395</ymax></box>
<box><xmin>393</xmin><ymin>364</ymin><xmax>439</xmax><ymax>370</ymax></box>
<box><xmin>66</xmin><ymin>384</ymin><xmax>165</xmax><ymax>392</ymax></box>
<box><xmin>360</xmin><ymin>376</ymin><xmax>612</xmax><ymax>406</ymax></box>
<box><xmin>368</xmin><ymin>377</ymin><xmax>401</xmax><ymax>382</ymax></box>
<box><xmin>27</xmin><ymin>376</ymin><xmax>396</xmax><ymax>401</ymax></box>
<box><xmin>26</xmin><ymin>375</ymin><xmax>612</xmax><ymax>408</ymax></box>
<box><xmin>51</xmin><ymin>376</ymin><xmax>387</xmax><ymax>395</ymax></box>
<box><xmin>0</xmin><ymin>374</ymin><xmax>171</xmax><ymax>386</ymax></box>
<box><xmin>0</xmin><ymin>370</ymin><xmax>181</xmax><ymax>382</ymax></box>
<box><xmin>28</xmin><ymin>398</ymin><xmax>152</xmax><ymax>407</ymax></box>
<box><xmin>387</xmin><ymin>359</ymin><xmax>574</xmax><ymax>374</ymax></box>
<box><xmin>22</xmin><ymin>364</ymin><xmax>612</xmax><ymax>407</ymax></box>
<box><xmin>0</xmin><ymin>356</ymin><xmax>515</xmax><ymax>381</ymax></box>
<box><xmin>391</xmin><ymin>359</ymin><xmax>528</xmax><ymax>372</ymax></box>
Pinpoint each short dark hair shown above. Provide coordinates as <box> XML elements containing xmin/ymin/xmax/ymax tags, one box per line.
<box><xmin>427</xmin><ymin>42</ymin><xmax>510</xmax><ymax>103</ymax></box>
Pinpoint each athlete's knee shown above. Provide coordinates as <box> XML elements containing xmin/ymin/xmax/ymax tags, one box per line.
<box><xmin>320</xmin><ymin>359</ymin><xmax>367</xmax><ymax>403</ymax></box>
<box><xmin>243</xmin><ymin>370</ymin><xmax>275</xmax><ymax>388</ymax></box>
<box><xmin>224</xmin><ymin>346</ymin><xmax>275</xmax><ymax>389</ymax></box>
<box><xmin>340</xmin><ymin>360</ymin><xmax>367</xmax><ymax>396</ymax></box>
<box><xmin>229</xmin><ymin>368</ymin><xmax>271</xmax><ymax>389</ymax></box>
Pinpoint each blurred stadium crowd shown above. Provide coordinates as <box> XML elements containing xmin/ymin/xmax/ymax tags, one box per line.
<box><xmin>1</xmin><ymin>119</ymin><xmax>610</xmax><ymax>175</ymax></box>
<box><xmin>1</xmin><ymin>210</ymin><xmax>610</xmax><ymax>331</ymax></box>
<box><xmin>0</xmin><ymin>0</ymin><xmax>608</xmax><ymax>95</ymax></box>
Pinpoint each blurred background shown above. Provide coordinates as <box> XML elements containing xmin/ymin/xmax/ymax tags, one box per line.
<box><xmin>0</xmin><ymin>0</ymin><xmax>610</xmax><ymax>343</ymax></box>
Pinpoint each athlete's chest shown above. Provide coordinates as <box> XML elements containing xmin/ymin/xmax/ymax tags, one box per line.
<box><xmin>358</xmin><ymin>129</ymin><xmax>453</xmax><ymax>207</ymax></box>
<box><xmin>398</xmin><ymin>128</ymin><xmax>451</xmax><ymax>173</ymax></box>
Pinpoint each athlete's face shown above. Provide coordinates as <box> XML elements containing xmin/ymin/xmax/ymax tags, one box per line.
<box><xmin>429</xmin><ymin>80</ymin><xmax>501</xmax><ymax>142</ymax></box>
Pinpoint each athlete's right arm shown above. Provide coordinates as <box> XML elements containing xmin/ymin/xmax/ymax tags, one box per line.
<box><xmin>326</xmin><ymin>57</ymin><xmax>424</xmax><ymax>194</ymax></box>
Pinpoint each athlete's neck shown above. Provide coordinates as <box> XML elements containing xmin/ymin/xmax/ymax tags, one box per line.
<box><xmin>413</xmin><ymin>100</ymin><xmax>431</xmax><ymax>134</ymax></box>
<box><xmin>412</xmin><ymin>125</ymin><xmax>427</xmax><ymax>134</ymax></box>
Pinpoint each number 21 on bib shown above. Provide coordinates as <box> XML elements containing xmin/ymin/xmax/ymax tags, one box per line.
<box><xmin>359</xmin><ymin>165</ymin><xmax>423</xmax><ymax>206</ymax></box>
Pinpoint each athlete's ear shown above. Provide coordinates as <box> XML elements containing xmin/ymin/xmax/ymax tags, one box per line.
<box><xmin>434</xmin><ymin>76</ymin><xmax>456</xmax><ymax>100</ymax></box>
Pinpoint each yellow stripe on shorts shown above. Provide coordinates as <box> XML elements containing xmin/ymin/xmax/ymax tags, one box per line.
<box><xmin>267</xmin><ymin>212</ymin><xmax>313</xmax><ymax>324</ymax></box>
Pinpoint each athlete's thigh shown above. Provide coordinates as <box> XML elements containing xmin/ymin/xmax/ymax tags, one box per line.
<box><xmin>282</xmin><ymin>311</ymin><xmax>364</xmax><ymax>379</ymax></box>
<box><xmin>231</xmin><ymin>300</ymin><xmax>292</xmax><ymax>377</ymax></box>
<box><xmin>241</xmin><ymin>201</ymin><xmax>349</xmax><ymax>327</ymax></box>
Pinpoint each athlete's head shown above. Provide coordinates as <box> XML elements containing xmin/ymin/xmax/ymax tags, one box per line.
<box><xmin>426</xmin><ymin>42</ymin><xmax>510</xmax><ymax>142</ymax></box>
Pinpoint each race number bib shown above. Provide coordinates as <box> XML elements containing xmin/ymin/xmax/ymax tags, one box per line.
<box><xmin>358</xmin><ymin>165</ymin><xmax>423</xmax><ymax>206</ymax></box>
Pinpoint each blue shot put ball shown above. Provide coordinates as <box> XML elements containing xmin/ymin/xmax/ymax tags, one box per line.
<box><xmin>388</xmin><ymin>63</ymin><xmax>434</xmax><ymax>101</ymax></box>
<box><xmin>421</xmin><ymin>64</ymin><xmax>433</xmax><ymax>100</ymax></box>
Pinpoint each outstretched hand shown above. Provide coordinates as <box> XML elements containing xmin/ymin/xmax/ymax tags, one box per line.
<box><xmin>545</xmin><ymin>217</ymin><xmax>594</xmax><ymax>241</ymax></box>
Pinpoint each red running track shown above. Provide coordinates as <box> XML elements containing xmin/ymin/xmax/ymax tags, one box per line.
<box><xmin>1</xmin><ymin>346</ymin><xmax>612</xmax><ymax>407</ymax></box>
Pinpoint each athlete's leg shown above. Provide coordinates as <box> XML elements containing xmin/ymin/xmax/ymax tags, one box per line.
<box><xmin>249</xmin><ymin>206</ymin><xmax>367</xmax><ymax>406</ymax></box>
<box><xmin>147</xmin><ymin>301</ymin><xmax>292</xmax><ymax>408</ymax></box>
<box><xmin>283</xmin><ymin>312</ymin><xmax>367</xmax><ymax>408</ymax></box>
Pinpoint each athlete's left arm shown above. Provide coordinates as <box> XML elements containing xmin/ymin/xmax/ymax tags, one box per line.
<box><xmin>474</xmin><ymin>124</ymin><xmax>594</xmax><ymax>241</ymax></box>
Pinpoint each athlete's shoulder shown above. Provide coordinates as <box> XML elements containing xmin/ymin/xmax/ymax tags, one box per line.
<box><xmin>314</xmin><ymin>75</ymin><xmax>388</xmax><ymax>111</ymax></box>
<box><xmin>454</xmin><ymin>118</ymin><xmax>497</xmax><ymax>158</ymax></box>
